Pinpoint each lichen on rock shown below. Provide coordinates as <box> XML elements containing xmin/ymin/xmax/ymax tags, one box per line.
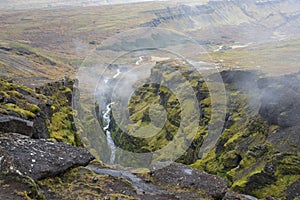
<box><xmin>0</xmin><ymin>133</ymin><xmax>94</xmax><ymax>181</ymax></box>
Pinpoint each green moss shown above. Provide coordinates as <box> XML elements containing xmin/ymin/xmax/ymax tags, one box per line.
<box><xmin>0</xmin><ymin>91</ymin><xmax>10</xmax><ymax>98</ymax></box>
<box><xmin>231</xmin><ymin>177</ymin><xmax>248</xmax><ymax>190</ymax></box>
<box><xmin>109</xmin><ymin>194</ymin><xmax>136</xmax><ymax>200</ymax></box>
<box><xmin>39</xmin><ymin>166</ymin><xmax>136</xmax><ymax>200</ymax></box>
<box><xmin>276</xmin><ymin>154</ymin><xmax>300</xmax><ymax>175</ymax></box>
<box><xmin>0</xmin><ymin>80</ymin><xmax>16</xmax><ymax>90</ymax></box>
<box><xmin>3</xmin><ymin>103</ymin><xmax>36</xmax><ymax>119</ymax></box>
<box><xmin>191</xmin><ymin>150</ymin><xmax>222</xmax><ymax>174</ymax></box>
<box><xmin>48</xmin><ymin>106</ymin><xmax>81</xmax><ymax>146</ymax></box>
<box><xmin>251</xmin><ymin>175</ymin><xmax>300</xmax><ymax>199</ymax></box>
<box><xmin>63</xmin><ymin>87</ymin><xmax>72</xmax><ymax>94</ymax></box>
<box><xmin>8</xmin><ymin>90</ymin><xmax>23</xmax><ymax>98</ymax></box>
<box><xmin>239</xmin><ymin>154</ymin><xmax>256</xmax><ymax>169</ymax></box>
<box><xmin>18</xmin><ymin>85</ymin><xmax>35</xmax><ymax>94</ymax></box>
<box><xmin>202</xmin><ymin>97</ymin><xmax>211</xmax><ymax>106</ymax></box>
<box><xmin>27</xmin><ymin>103</ymin><xmax>41</xmax><ymax>113</ymax></box>
<box><xmin>0</xmin><ymin>107</ymin><xmax>8</xmax><ymax>114</ymax></box>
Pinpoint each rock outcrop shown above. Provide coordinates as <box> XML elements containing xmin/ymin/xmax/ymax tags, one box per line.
<box><xmin>0</xmin><ymin>79</ymin><xmax>52</xmax><ymax>139</ymax></box>
<box><xmin>0</xmin><ymin>133</ymin><xmax>94</xmax><ymax>180</ymax></box>
<box><xmin>150</xmin><ymin>162</ymin><xmax>228</xmax><ymax>199</ymax></box>
<box><xmin>87</xmin><ymin>162</ymin><xmax>258</xmax><ymax>200</ymax></box>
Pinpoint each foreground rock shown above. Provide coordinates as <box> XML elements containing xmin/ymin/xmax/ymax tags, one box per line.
<box><xmin>0</xmin><ymin>133</ymin><xmax>94</xmax><ymax>180</ymax></box>
<box><xmin>150</xmin><ymin>162</ymin><xmax>228</xmax><ymax>199</ymax></box>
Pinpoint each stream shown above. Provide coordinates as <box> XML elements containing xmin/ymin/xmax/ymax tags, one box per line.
<box><xmin>103</xmin><ymin>102</ymin><xmax>116</xmax><ymax>165</ymax></box>
<box><xmin>102</xmin><ymin>56</ymin><xmax>144</xmax><ymax>165</ymax></box>
<box><xmin>87</xmin><ymin>165</ymin><xmax>166</xmax><ymax>195</ymax></box>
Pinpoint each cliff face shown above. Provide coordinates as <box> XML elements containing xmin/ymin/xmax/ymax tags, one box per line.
<box><xmin>106</xmin><ymin>60</ymin><xmax>300</xmax><ymax>199</ymax></box>
<box><xmin>0</xmin><ymin>77</ymin><xmax>80</xmax><ymax>145</ymax></box>
<box><xmin>198</xmin><ymin>70</ymin><xmax>300</xmax><ymax>199</ymax></box>
<box><xmin>0</xmin><ymin>79</ymin><xmax>52</xmax><ymax>139</ymax></box>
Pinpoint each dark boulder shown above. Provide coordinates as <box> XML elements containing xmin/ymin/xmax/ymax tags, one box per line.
<box><xmin>0</xmin><ymin>133</ymin><xmax>94</xmax><ymax>180</ymax></box>
<box><xmin>244</xmin><ymin>172</ymin><xmax>276</xmax><ymax>192</ymax></box>
<box><xmin>150</xmin><ymin>162</ymin><xmax>228</xmax><ymax>199</ymax></box>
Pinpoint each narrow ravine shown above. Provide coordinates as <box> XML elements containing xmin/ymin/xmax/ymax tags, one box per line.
<box><xmin>101</xmin><ymin>66</ymin><xmax>122</xmax><ymax>165</ymax></box>
<box><xmin>102</xmin><ymin>56</ymin><xmax>143</xmax><ymax>164</ymax></box>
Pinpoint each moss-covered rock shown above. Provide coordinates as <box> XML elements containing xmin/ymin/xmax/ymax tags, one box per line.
<box><xmin>0</xmin><ymin>79</ymin><xmax>51</xmax><ymax>138</ymax></box>
<box><xmin>36</xmin><ymin>77</ymin><xmax>83</xmax><ymax>146</ymax></box>
<box><xmin>191</xmin><ymin>70</ymin><xmax>300</xmax><ymax>199</ymax></box>
<box><xmin>39</xmin><ymin>165</ymin><xmax>140</xmax><ymax>200</ymax></box>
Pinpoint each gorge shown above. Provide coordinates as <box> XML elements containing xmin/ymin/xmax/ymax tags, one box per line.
<box><xmin>0</xmin><ymin>0</ymin><xmax>299</xmax><ymax>199</ymax></box>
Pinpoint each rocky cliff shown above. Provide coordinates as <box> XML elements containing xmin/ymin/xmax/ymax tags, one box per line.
<box><xmin>0</xmin><ymin>78</ymin><xmax>94</xmax><ymax>199</ymax></box>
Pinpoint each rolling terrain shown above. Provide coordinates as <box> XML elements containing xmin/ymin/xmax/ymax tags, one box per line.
<box><xmin>0</xmin><ymin>0</ymin><xmax>299</xmax><ymax>199</ymax></box>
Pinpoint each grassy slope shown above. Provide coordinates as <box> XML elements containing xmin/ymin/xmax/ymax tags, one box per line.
<box><xmin>0</xmin><ymin>41</ymin><xmax>74</xmax><ymax>85</ymax></box>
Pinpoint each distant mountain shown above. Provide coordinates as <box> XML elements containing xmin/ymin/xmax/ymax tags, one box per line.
<box><xmin>140</xmin><ymin>0</ymin><xmax>300</xmax><ymax>43</ymax></box>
